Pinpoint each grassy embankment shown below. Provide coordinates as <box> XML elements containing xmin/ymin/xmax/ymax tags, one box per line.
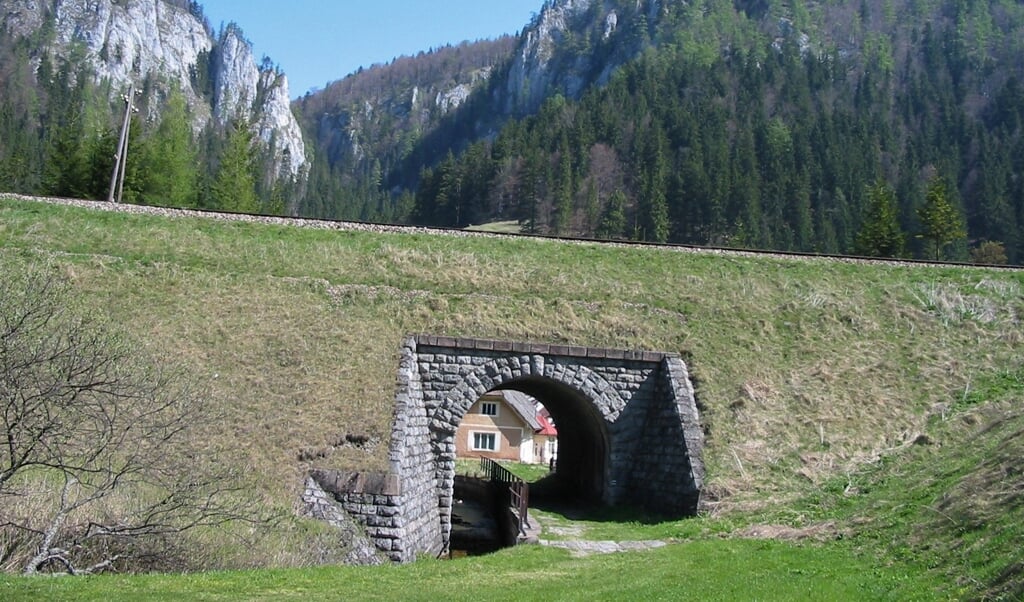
<box><xmin>1</xmin><ymin>196</ymin><xmax>1022</xmax><ymax>599</ymax></box>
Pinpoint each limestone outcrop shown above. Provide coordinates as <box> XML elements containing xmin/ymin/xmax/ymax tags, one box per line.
<box><xmin>503</xmin><ymin>0</ymin><xmax>664</xmax><ymax>115</ymax></box>
<box><xmin>1</xmin><ymin>0</ymin><xmax>306</xmax><ymax>178</ymax></box>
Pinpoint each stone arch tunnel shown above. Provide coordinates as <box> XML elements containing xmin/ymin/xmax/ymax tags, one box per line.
<box><xmin>310</xmin><ymin>336</ymin><xmax>704</xmax><ymax>562</ymax></box>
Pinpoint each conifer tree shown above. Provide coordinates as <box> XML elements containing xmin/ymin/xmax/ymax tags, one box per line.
<box><xmin>638</xmin><ymin>122</ymin><xmax>670</xmax><ymax>242</ymax></box>
<box><xmin>210</xmin><ymin>119</ymin><xmax>258</xmax><ymax>213</ymax></box>
<box><xmin>855</xmin><ymin>181</ymin><xmax>906</xmax><ymax>258</ymax></box>
<box><xmin>520</xmin><ymin>149</ymin><xmax>546</xmax><ymax>234</ymax></box>
<box><xmin>917</xmin><ymin>176</ymin><xmax>966</xmax><ymax>260</ymax></box>
<box><xmin>41</xmin><ymin>95</ymin><xmax>89</xmax><ymax>198</ymax></box>
<box><xmin>136</xmin><ymin>88</ymin><xmax>197</xmax><ymax>208</ymax></box>
<box><xmin>427</xmin><ymin>151</ymin><xmax>462</xmax><ymax>226</ymax></box>
<box><xmin>553</xmin><ymin>134</ymin><xmax>574</xmax><ymax>235</ymax></box>
<box><xmin>596</xmin><ymin>190</ymin><xmax>628</xmax><ymax>239</ymax></box>
<box><xmin>84</xmin><ymin>124</ymin><xmax>117</xmax><ymax>200</ymax></box>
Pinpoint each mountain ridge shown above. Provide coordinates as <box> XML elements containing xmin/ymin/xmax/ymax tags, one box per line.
<box><xmin>292</xmin><ymin>0</ymin><xmax>1023</xmax><ymax>261</ymax></box>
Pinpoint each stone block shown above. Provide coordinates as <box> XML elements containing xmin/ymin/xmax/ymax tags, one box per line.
<box><xmin>454</xmin><ymin>338</ymin><xmax>478</xmax><ymax>349</ymax></box>
<box><xmin>566</xmin><ymin>345</ymin><xmax>589</xmax><ymax>357</ymax></box>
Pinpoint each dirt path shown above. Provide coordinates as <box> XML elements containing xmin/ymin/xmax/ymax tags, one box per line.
<box><xmin>538</xmin><ymin>538</ymin><xmax>668</xmax><ymax>557</ymax></box>
<box><xmin>528</xmin><ymin>512</ymin><xmax>669</xmax><ymax>557</ymax></box>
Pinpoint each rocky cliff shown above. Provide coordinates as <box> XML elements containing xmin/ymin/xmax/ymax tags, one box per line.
<box><xmin>294</xmin><ymin>0</ymin><xmax>667</xmax><ymax>218</ymax></box>
<box><xmin>504</xmin><ymin>0</ymin><xmax>664</xmax><ymax>115</ymax></box>
<box><xmin>1</xmin><ymin>0</ymin><xmax>306</xmax><ymax>177</ymax></box>
<box><xmin>293</xmin><ymin>37</ymin><xmax>517</xmax><ymax>219</ymax></box>
<box><xmin>213</xmin><ymin>23</ymin><xmax>306</xmax><ymax>176</ymax></box>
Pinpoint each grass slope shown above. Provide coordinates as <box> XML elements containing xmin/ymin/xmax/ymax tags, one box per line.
<box><xmin>1</xmin><ymin>196</ymin><xmax>1022</xmax><ymax>597</ymax></box>
<box><xmin>773</xmin><ymin>376</ymin><xmax>1024</xmax><ymax>601</ymax></box>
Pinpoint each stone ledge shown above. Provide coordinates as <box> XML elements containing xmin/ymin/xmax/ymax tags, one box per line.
<box><xmin>412</xmin><ymin>334</ymin><xmax>677</xmax><ymax>362</ymax></box>
<box><xmin>311</xmin><ymin>469</ymin><xmax>401</xmax><ymax>497</ymax></box>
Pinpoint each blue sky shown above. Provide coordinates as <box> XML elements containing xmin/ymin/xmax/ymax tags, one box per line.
<box><xmin>199</xmin><ymin>1</ymin><xmax>542</xmax><ymax>98</ymax></box>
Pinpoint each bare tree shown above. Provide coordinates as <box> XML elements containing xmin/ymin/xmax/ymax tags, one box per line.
<box><xmin>1</xmin><ymin>263</ymin><xmax>255</xmax><ymax>575</ymax></box>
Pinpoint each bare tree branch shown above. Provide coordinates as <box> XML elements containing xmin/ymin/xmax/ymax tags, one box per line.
<box><xmin>1</xmin><ymin>261</ymin><xmax>265</xmax><ymax>574</ymax></box>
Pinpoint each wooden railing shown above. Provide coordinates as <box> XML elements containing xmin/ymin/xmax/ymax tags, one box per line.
<box><xmin>480</xmin><ymin>457</ymin><xmax>530</xmax><ymax>536</ymax></box>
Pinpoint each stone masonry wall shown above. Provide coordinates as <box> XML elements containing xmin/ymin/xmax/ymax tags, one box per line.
<box><xmin>624</xmin><ymin>357</ymin><xmax>705</xmax><ymax>514</ymax></box>
<box><xmin>299</xmin><ymin>475</ymin><xmax>386</xmax><ymax>565</ymax></box>
<box><xmin>413</xmin><ymin>336</ymin><xmax>704</xmax><ymax>553</ymax></box>
<box><xmin>312</xmin><ymin>335</ymin><xmax>704</xmax><ymax>562</ymax></box>
<box><xmin>304</xmin><ymin>471</ymin><xmax>394</xmax><ymax>564</ymax></box>
<box><xmin>385</xmin><ymin>338</ymin><xmax>443</xmax><ymax>561</ymax></box>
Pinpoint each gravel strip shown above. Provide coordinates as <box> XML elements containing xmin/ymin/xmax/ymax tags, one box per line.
<box><xmin>3</xmin><ymin>193</ymin><xmax>1018</xmax><ymax>271</ymax></box>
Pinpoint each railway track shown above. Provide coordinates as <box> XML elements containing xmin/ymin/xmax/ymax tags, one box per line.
<box><xmin>3</xmin><ymin>192</ymin><xmax>1021</xmax><ymax>271</ymax></box>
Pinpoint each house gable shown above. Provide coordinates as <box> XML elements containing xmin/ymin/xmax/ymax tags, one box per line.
<box><xmin>455</xmin><ymin>391</ymin><xmax>542</xmax><ymax>463</ymax></box>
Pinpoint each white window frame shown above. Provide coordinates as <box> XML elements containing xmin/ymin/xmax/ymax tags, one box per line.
<box><xmin>470</xmin><ymin>431</ymin><xmax>499</xmax><ymax>452</ymax></box>
<box><xmin>479</xmin><ymin>401</ymin><xmax>499</xmax><ymax>417</ymax></box>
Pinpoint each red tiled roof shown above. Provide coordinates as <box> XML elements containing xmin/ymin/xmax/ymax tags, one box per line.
<box><xmin>536</xmin><ymin>412</ymin><xmax>557</xmax><ymax>437</ymax></box>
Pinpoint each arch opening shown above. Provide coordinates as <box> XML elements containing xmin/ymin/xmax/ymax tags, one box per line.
<box><xmin>492</xmin><ymin>376</ymin><xmax>609</xmax><ymax>504</ymax></box>
<box><xmin>447</xmin><ymin>376</ymin><xmax>611</xmax><ymax>556</ymax></box>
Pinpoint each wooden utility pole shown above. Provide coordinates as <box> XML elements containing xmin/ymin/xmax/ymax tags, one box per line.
<box><xmin>107</xmin><ymin>84</ymin><xmax>135</xmax><ymax>204</ymax></box>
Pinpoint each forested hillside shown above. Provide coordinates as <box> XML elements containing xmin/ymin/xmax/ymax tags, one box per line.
<box><xmin>293</xmin><ymin>38</ymin><xmax>518</xmax><ymax>222</ymax></box>
<box><xmin>301</xmin><ymin>0</ymin><xmax>1024</xmax><ymax>263</ymax></box>
<box><xmin>3</xmin><ymin>0</ymin><xmax>1023</xmax><ymax>262</ymax></box>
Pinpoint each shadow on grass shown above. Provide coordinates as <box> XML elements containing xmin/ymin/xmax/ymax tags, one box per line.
<box><xmin>528</xmin><ymin>474</ymin><xmax>676</xmax><ymax>526</ymax></box>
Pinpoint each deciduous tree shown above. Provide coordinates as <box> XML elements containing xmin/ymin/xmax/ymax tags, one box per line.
<box><xmin>0</xmin><ymin>263</ymin><xmax>255</xmax><ymax>575</ymax></box>
<box><xmin>970</xmin><ymin>240</ymin><xmax>1008</xmax><ymax>265</ymax></box>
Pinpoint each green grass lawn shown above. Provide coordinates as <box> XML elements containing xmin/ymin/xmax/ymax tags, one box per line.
<box><xmin>454</xmin><ymin>460</ymin><xmax>554</xmax><ymax>484</ymax></box>
<box><xmin>1</xmin><ymin>539</ymin><xmax>939</xmax><ymax>601</ymax></box>
<box><xmin>501</xmin><ymin>461</ymin><xmax>553</xmax><ymax>483</ymax></box>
